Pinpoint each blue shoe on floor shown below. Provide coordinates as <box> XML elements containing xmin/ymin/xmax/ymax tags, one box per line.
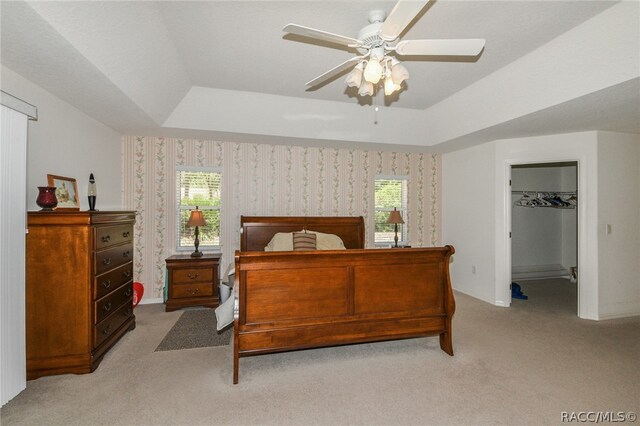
<box><xmin>511</xmin><ymin>282</ymin><xmax>528</xmax><ymax>300</ymax></box>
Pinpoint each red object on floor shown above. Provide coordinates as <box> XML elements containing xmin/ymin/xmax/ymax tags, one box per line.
<box><xmin>133</xmin><ymin>282</ymin><xmax>144</xmax><ymax>308</ymax></box>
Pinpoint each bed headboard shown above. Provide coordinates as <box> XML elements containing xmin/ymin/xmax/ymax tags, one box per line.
<box><xmin>240</xmin><ymin>216</ymin><xmax>365</xmax><ymax>251</ymax></box>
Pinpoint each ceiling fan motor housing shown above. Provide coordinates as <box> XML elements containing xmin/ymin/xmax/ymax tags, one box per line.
<box><xmin>357</xmin><ymin>23</ymin><xmax>386</xmax><ymax>55</ymax></box>
<box><xmin>356</xmin><ymin>10</ymin><xmax>393</xmax><ymax>55</ymax></box>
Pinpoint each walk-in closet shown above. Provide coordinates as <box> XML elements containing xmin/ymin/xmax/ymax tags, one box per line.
<box><xmin>511</xmin><ymin>162</ymin><xmax>578</xmax><ymax>313</ymax></box>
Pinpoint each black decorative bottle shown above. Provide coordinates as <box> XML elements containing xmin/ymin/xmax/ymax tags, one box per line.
<box><xmin>88</xmin><ymin>173</ymin><xmax>97</xmax><ymax>211</ymax></box>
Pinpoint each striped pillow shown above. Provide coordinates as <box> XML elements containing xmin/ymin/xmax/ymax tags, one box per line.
<box><xmin>293</xmin><ymin>232</ymin><xmax>317</xmax><ymax>251</ymax></box>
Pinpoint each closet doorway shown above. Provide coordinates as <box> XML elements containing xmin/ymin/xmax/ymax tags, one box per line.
<box><xmin>510</xmin><ymin>162</ymin><xmax>578</xmax><ymax>315</ymax></box>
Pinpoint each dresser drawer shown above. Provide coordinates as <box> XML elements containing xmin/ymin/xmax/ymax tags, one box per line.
<box><xmin>94</xmin><ymin>282</ymin><xmax>133</xmax><ymax>324</ymax></box>
<box><xmin>172</xmin><ymin>283</ymin><xmax>214</xmax><ymax>299</ymax></box>
<box><xmin>172</xmin><ymin>268</ymin><xmax>213</xmax><ymax>284</ymax></box>
<box><xmin>95</xmin><ymin>224</ymin><xmax>133</xmax><ymax>250</ymax></box>
<box><xmin>94</xmin><ymin>262</ymin><xmax>133</xmax><ymax>300</ymax></box>
<box><xmin>95</xmin><ymin>243</ymin><xmax>133</xmax><ymax>275</ymax></box>
<box><xmin>94</xmin><ymin>300</ymin><xmax>134</xmax><ymax>348</ymax></box>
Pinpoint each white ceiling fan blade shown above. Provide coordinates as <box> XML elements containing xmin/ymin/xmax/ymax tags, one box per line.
<box><xmin>379</xmin><ymin>0</ymin><xmax>429</xmax><ymax>41</ymax></box>
<box><xmin>395</xmin><ymin>39</ymin><xmax>486</xmax><ymax>56</ymax></box>
<box><xmin>306</xmin><ymin>56</ymin><xmax>364</xmax><ymax>87</ymax></box>
<box><xmin>283</xmin><ymin>23</ymin><xmax>360</xmax><ymax>47</ymax></box>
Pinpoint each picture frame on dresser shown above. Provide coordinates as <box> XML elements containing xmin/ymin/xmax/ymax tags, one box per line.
<box><xmin>46</xmin><ymin>174</ymin><xmax>79</xmax><ymax>210</ymax></box>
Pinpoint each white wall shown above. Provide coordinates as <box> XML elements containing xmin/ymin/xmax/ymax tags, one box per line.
<box><xmin>596</xmin><ymin>131</ymin><xmax>640</xmax><ymax>319</ymax></box>
<box><xmin>1</xmin><ymin>66</ymin><xmax>123</xmax><ymax>211</ymax></box>
<box><xmin>442</xmin><ymin>142</ymin><xmax>497</xmax><ymax>305</ymax></box>
<box><xmin>443</xmin><ymin>132</ymin><xmax>600</xmax><ymax>318</ymax></box>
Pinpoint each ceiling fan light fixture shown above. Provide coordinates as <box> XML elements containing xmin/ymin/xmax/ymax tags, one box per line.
<box><xmin>363</xmin><ymin>59</ymin><xmax>383</xmax><ymax>84</ymax></box>
<box><xmin>358</xmin><ymin>80</ymin><xmax>374</xmax><ymax>97</ymax></box>
<box><xmin>345</xmin><ymin>63</ymin><xmax>364</xmax><ymax>88</ymax></box>
<box><xmin>384</xmin><ymin>76</ymin><xmax>396</xmax><ymax>96</ymax></box>
<box><xmin>391</xmin><ymin>61</ymin><xmax>410</xmax><ymax>85</ymax></box>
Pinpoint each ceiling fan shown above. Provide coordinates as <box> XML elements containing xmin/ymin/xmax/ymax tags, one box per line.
<box><xmin>282</xmin><ymin>0</ymin><xmax>485</xmax><ymax>97</ymax></box>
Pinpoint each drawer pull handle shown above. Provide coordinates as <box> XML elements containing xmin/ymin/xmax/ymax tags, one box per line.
<box><xmin>187</xmin><ymin>273</ymin><xmax>199</xmax><ymax>280</ymax></box>
<box><xmin>124</xmin><ymin>270</ymin><xmax>131</xmax><ymax>278</ymax></box>
<box><xmin>102</xmin><ymin>280</ymin><xmax>111</xmax><ymax>289</ymax></box>
<box><xmin>123</xmin><ymin>231</ymin><xmax>130</xmax><ymax>238</ymax></box>
<box><xmin>101</xmin><ymin>235</ymin><xmax>111</xmax><ymax>243</ymax></box>
<box><xmin>102</xmin><ymin>302</ymin><xmax>112</xmax><ymax>312</ymax></box>
<box><xmin>125</xmin><ymin>288</ymin><xmax>133</xmax><ymax>297</ymax></box>
<box><xmin>122</xmin><ymin>251</ymin><xmax>130</xmax><ymax>258</ymax></box>
<box><xmin>102</xmin><ymin>258</ymin><xmax>111</xmax><ymax>266</ymax></box>
<box><xmin>189</xmin><ymin>288</ymin><xmax>200</xmax><ymax>295</ymax></box>
<box><xmin>102</xmin><ymin>325</ymin><xmax>111</xmax><ymax>335</ymax></box>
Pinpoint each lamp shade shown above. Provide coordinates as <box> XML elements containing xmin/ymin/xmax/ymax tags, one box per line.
<box><xmin>386</xmin><ymin>208</ymin><xmax>404</xmax><ymax>224</ymax></box>
<box><xmin>187</xmin><ymin>207</ymin><xmax>207</xmax><ymax>227</ymax></box>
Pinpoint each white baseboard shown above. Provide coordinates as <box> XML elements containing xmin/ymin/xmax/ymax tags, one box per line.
<box><xmin>512</xmin><ymin>263</ymin><xmax>570</xmax><ymax>281</ymax></box>
<box><xmin>139</xmin><ymin>297</ymin><xmax>163</xmax><ymax>305</ymax></box>
<box><xmin>452</xmin><ymin>287</ymin><xmax>500</xmax><ymax>307</ymax></box>
<box><xmin>597</xmin><ymin>301</ymin><xmax>640</xmax><ymax>320</ymax></box>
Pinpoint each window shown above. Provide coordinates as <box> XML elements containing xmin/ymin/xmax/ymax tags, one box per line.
<box><xmin>176</xmin><ymin>167</ymin><xmax>221</xmax><ymax>251</ymax></box>
<box><xmin>374</xmin><ymin>176</ymin><xmax>408</xmax><ymax>245</ymax></box>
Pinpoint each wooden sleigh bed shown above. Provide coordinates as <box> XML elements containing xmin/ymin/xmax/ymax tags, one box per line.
<box><xmin>233</xmin><ymin>216</ymin><xmax>455</xmax><ymax>384</ymax></box>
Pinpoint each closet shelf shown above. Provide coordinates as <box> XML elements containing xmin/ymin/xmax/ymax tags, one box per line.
<box><xmin>512</xmin><ymin>190</ymin><xmax>577</xmax><ymax>209</ymax></box>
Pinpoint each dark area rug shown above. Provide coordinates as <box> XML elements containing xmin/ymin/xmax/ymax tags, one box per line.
<box><xmin>155</xmin><ymin>308</ymin><xmax>231</xmax><ymax>352</ymax></box>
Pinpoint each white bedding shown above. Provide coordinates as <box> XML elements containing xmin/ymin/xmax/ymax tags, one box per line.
<box><xmin>264</xmin><ymin>230</ymin><xmax>346</xmax><ymax>251</ymax></box>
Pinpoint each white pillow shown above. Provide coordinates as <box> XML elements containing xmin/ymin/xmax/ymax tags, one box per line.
<box><xmin>308</xmin><ymin>230</ymin><xmax>346</xmax><ymax>250</ymax></box>
<box><xmin>264</xmin><ymin>230</ymin><xmax>346</xmax><ymax>251</ymax></box>
<box><xmin>264</xmin><ymin>232</ymin><xmax>294</xmax><ymax>251</ymax></box>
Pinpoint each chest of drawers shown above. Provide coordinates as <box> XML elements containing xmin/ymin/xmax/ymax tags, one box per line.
<box><xmin>165</xmin><ymin>253</ymin><xmax>221</xmax><ymax>311</ymax></box>
<box><xmin>26</xmin><ymin>211</ymin><xmax>136</xmax><ymax>379</ymax></box>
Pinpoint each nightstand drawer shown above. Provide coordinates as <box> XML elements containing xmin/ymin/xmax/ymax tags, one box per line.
<box><xmin>172</xmin><ymin>268</ymin><xmax>213</xmax><ymax>284</ymax></box>
<box><xmin>95</xmin><ymin>224</ymin><xmax>133</xmax><ymax>250</ymax></box>
<box><xmin>165</xmin><ymin>253</ymin><xmax>221</xmax><ymax>312</ymax></box>
<box><xmin>172</xmin><ymin>283</ymin><xmax>214</xmax><ymax>299</ymax></box>
<box><xmin>95</xmin><ymin>243</ymin><xmax>133</xmax><ymax>275</ymax></box>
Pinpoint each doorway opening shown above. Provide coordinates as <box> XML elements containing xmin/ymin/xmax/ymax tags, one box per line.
<box><xmin>510</xmin><ymin>162</ymin><xmax>578</xmax><ymax>315</ymax></box>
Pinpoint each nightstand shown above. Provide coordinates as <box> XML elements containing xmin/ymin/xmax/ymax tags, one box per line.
<box><xmin>165</xmin><ymin>253</ymin><xmax>221</xmax><ymax>312</ymax></box>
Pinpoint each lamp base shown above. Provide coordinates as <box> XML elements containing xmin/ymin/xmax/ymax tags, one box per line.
<box><xmin>191</xmin><ymin>250</ymin><xmax>203</xmax><ymax>258</ymax></box>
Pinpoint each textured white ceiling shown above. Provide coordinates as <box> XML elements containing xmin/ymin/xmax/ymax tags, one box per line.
<box><xmin>1</xmin><ymin>0</ymin><xmax>637</xmax><ymax>150</ymax></box>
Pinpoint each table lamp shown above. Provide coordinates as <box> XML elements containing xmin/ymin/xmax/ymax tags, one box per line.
<box><xmin>187</xmin><ymin>206</ymin><xmax>207</xmax><ymax>257</ymax></box>
<box><xmin>386</xmin><ymin>207</ymin><xmax>404</xmax><ymax>248</ymax></box>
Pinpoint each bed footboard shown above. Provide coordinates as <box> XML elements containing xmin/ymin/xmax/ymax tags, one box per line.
<box><xmin>233</xmin><ymin>246</ymin><xmax>455</xmax><ymax>384</ymax></box>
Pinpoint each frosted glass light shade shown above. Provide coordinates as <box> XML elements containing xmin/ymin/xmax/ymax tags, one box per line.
<box><xmin>384</xmin><ymin>77</ymin><xmax>396</xmax><ymax>96</ymax></box>
<box><xmin>391</xmin><ymin>62</ymin><xmax>410</xmax><ymax>85</ymax></box>
<box><xmin>345</xmin><ymin>63</ymin><xmax>363</xmax><ymax>88</ymax></box>
<box><xmin>363</xmin><ymin>59</ymin><xmax>383</xmax><ymax>84</ymax></box>
<box><xmin>358</xmin><ymin>80</ymin><xmax>374</xmax><ymax>97</ymax></box>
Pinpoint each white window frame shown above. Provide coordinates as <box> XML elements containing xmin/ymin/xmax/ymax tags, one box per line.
<box><xmin>374</xmin><ymin>174</ymin><xmax>408</xmax><ymax>247</ymax></box>
<box><xmin>175</xmin><ymin>166</ymin><xmax>222</xmax><ymax>252</ymax></box>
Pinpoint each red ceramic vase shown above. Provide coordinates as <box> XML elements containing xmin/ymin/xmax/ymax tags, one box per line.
<box><xmin>36</xmin><ymin>186</ymin><xmax>58</xmax><ymax>211</ymax></box>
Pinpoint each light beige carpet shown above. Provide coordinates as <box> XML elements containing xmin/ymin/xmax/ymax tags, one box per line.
<box><xmin>2</xmin><ymin>278</ymin><xmax>638</xmax><ymax>425</ymax></box>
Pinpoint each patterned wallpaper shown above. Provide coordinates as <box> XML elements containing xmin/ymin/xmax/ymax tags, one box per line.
<box><xmin>122</xmin><ymin>136</ymin><xmax>441</xmax><ymax>300</ymax></box>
